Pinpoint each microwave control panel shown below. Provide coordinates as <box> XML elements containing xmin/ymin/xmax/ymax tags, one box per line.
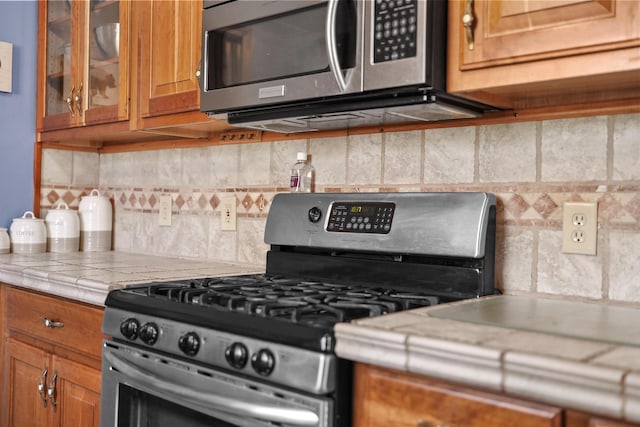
<box><xmin>373</xmin><ymin>0</ymin><xmax>418</xmax><ymax>63</ymax></box>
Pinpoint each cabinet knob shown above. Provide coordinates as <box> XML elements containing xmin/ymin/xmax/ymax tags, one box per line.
<box><xmin>462</xmin><ymin>0</ymin><xmax>475</xmax><ymax>51</ymax></box>
<box><xmin>43</xmin><ymin>317</ymin><xmax>64</xmax><ymax>328</ymax></box>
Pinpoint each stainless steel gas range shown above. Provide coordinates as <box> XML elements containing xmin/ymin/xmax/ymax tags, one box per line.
<box><xmin>100</xmin><ymin>192</ymin><xmax>497</xmax><ymax>427</ymax></box>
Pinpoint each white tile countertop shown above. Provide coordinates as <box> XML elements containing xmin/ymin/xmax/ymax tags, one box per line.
<box><xmin>3</xmin><ymin>253</ymin><xmax>639</xmax><ymax>423</ymax></box>
<box><xmin>335</xmin><ymin>295</ymin><xmax>640</xmax><ymax>424</ymax></box>
<box><xmin>0</xmin><ymin>251</ymin><xmax>262</xmax><ymax>306</ymax></box>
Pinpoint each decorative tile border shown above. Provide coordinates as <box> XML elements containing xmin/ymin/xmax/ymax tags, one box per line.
<box><xmin>40</xmin><ymin>184</ymin><xmax>640</xmax><ymax>230</ymax></box>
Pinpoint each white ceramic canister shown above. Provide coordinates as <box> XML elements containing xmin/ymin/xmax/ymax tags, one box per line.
<box><xmin>78</xmin><ymin>189</ymin><xmax>113</xmax><ymax>251</ymax></box>
<box><xmin>78</xmin><ymin>190</ymin><xmax>113</xmax><ymax>252</ymax></box>
<box><xmin>0</xmin><ymin>228</ymin><xmax>10</xmax><ymax>254</ymax></box>
<box><xmin>10</xmin><ymin>211</ymin><xmax>47</xmax><ymax>254</ymax></box>
<box><xmin>45</xmin><ymin>202</ymin><xmax>80</xmax><ymax>253</ymax></box>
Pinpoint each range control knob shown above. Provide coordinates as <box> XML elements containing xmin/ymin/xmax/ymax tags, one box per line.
<box><xmin>139</xmin><ymin>322</ymin><xmax>159</xmax><ymax>345</ymax></box>
<box><xmin>178</xmin><ymin>332</ymin><xmax>200</xmax><ymax>356</ymax></box>
<box><xmin>225</xmin><ymin>342</ymin><xmax>248</xmax><ymax>369</ymax></box>
<box><xmin>251</xmin><ymin>348</ymin><xmax>275</xmax><ymax>376</ymax></box>
<box><xmin>119</xmin><ymin>318</ymin><xmax>140</xmax><ymax>340</ymax></box>
<box><xmin>308</xmin><ymin>207</ymin><xmax>322</xmax><ymax>223</ymax></box>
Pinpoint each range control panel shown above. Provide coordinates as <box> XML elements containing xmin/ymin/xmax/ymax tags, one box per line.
<box><xmin>326</xmin><ymin>202</ymin><xmax>395</xmax><ymax>234</ymax></box>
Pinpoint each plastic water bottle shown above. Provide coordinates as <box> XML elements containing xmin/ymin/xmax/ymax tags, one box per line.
<box><xmin>289</xmin><ymin>152</ymin><xmax>314</xmax><ymax>192</ymax></box>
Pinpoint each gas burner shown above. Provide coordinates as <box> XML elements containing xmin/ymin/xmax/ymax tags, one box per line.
<box><xmin>129</xmin><ymin>275</ymin><xmax>441</xmax><ymax>328</ymax></box>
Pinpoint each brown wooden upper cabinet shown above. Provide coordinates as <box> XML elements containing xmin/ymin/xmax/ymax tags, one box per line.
<box><xmin>447</xmin><ymin>0</ymin><xmax>640</xmax><ymax>109</ymax></box>
<box><xmin>135</xmin><ymin>0</ymin><xmax>205</xmax><ymax>128</ymax></box>
<box><xmin>37</xmin><ymin>0</ymin><xmax>131</xmax><ymax>132</ymax></box>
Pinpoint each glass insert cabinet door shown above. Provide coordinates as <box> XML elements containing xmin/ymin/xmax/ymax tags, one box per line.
<box><xmin>40</xmin><ymin>0</ymin><xmax>129</xmax><ymax>131</ymax></box>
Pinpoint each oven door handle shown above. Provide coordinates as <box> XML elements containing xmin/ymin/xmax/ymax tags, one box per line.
<box><xmin>104</xmin><ymin>350</ymin><xmax>321</xmax><ymax>426</ymax></box>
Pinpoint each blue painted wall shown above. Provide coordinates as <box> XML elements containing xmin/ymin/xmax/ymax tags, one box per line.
<box><xmin>0</xmin><ymin>1</ymin><xmax>37</xmax><ymax>229</ymax></box>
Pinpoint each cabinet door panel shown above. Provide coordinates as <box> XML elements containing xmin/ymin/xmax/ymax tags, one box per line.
<box><xmin>84</xmin><ymin>0</ymin><xmax>131</xmax><ymax>126</ymax></box>
<box><xmin>55</xmin><ymin>356</ymin><xmax>101</xmax><ymax>427</ymax></box>
<box><xmin>139</xmin><ymin>0</ymin><xmax>201</xmax><ymax>117</ymax></box>
<box><xmin>3</xmin><ymin>340</ymin><xmax>49</xmax><ymax>427</ymax></box>
<box><xmin>353</xmin><ymin>364</ymin><xmax>562</xmax><ymax>427</ymax></box>
<box><xmin>37</xmin><ymin>0</ymin><xmax>131</xmax><ymax>133</ymax></box>
<box><xmin>447</xmin><ymin>0</ymin><xmax>640</xmax><ymax>108</ymax></box>
<box><xmin>39</xmin><ymin>0</ymin><xmax>77</xmax><ymax>130</ymax></box>
<box><xmin>459</xmin><ymin>0</ymin><xmax>640</xmax><ymax>69</ymax></box>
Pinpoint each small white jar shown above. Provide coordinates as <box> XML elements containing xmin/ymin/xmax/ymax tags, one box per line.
<box><xmin>45</xmin><ymin>202</ymin><xmax>80</xmax><ymax>253</ymax></box>
<box><xmin>10</xmin><ymin>211</ymin><xmax>47</xmax><ymax>254</ymax></box>
<box><xmin>78</xmin><ymin>189</ymin><xmax>112</xmax><ymax>251</ymax></box>
<box><xmin>0</xmin><ymin>228</ymin><xmax>10</xmax><ymax>254</ymax></box>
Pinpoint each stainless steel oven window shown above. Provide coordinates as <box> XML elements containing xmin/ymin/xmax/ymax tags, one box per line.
<box><xmin>116</xmin><ymin>384</ymin><xmax>237</xmax><ymax>427</ymax></box>
<box><xmin>101</xmin><ymin>341</ymin><xmax>334</xmax><ymax>427</ymax></box>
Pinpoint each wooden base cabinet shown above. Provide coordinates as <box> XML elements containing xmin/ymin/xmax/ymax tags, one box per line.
<box><xmin>1</xmin><ymin>286</ymin><xmax>103</xmax><ymax>427</ymax></box>
<box><xmin>353</xmin><ymin>363</ymin><xmax>562</xmax><ymax>427</ymax></box>
<box><xmin>353</xmin><ymin>364</ymin><xmax>638</xmax><ymax>427</ymax></box>
<box><xmin>4</xmin><ymin>340</ymin><xmax>100</xmax><ymax>427</ymax></box>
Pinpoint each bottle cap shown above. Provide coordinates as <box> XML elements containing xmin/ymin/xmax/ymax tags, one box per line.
<box><xmin>296</xmin><ymin>152</ymin><xmax>307</xmax><ymax>161</ymax></box>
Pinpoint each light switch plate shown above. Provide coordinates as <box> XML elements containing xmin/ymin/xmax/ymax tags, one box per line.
<box><xmin>221</xmin><ymin>197</ymin><xmax>237</xmax><ymax>231</ymax></box>
<box><xmin>158</xmin><ymin>195</ymin><xmax>172</xmax><ymax>226</ymax></box>
<box><xmin>0</xmin><ymin>41</ymin><xmax>13</xmax><ymax>93</ymax></box>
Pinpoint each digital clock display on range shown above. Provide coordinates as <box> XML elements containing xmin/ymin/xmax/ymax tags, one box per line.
<box><xmin>350</xmin><ymin>206</ymin><xmax>375</xmax><ymax>215</ymax></box>
<box><xmin>327</xmin><ymin>201</ymin><xmax>395</xmax><ymax>234</ymax></box>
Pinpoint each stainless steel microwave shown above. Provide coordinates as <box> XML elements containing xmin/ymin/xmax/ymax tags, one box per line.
<box><xmin>200</xmin><ymin>0</ymin><xmax>493</xmax><ymax>133</ymax></box>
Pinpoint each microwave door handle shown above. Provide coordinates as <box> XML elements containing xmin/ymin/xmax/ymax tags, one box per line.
<box><xmin>326</xmin><ymin>0</ymin><xmax>347</xmax><ymax>92</ymax></box>
<box><xmin>104</xmin><ymin>350</ymin><xmax>320</xmax><ymax>427</ymax></box>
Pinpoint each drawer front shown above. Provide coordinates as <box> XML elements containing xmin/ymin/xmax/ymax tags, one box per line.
<box><xmin>6</xmin><ymin>286</ymin><xmax>104</xmax><ymax>359</ymax></box>
<box><xmin>354</xmin><ymin>364</ymin><xmax>562</xmax><ymax>427</ymax></box>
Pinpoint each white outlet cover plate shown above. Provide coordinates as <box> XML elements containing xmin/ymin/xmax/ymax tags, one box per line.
<box><xmin>562</xmin><ymin>201</ymin><xmax>597</xmax><ymax>255</ymax></box>
<box><xmin>0</xmin><ymin>41</ymin><xmax>12</xmax><ymax>93</ymax></box>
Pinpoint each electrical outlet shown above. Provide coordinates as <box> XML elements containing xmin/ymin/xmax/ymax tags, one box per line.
<box><xmin>221</xmin><ymin>197</ymin><xmax>237</xmax><ymax>231</ymax></box>
<box><xmin>562</xmin><ymin>202</ymin><xmax>597</xmax><ymax>255</ymax></box>
<box><xmin>159</xmin><ymin>195</ymin><xmax>172</xmax><ymax>226</ymax></box>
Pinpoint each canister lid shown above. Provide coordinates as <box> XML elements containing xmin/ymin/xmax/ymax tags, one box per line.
<box><xmin>13</xmin><ymin>211</ymin><xmax>43</xmax><ymax>222</ymax></box>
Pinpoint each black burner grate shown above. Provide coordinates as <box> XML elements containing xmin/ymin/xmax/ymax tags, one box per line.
<box><xmin>128</xmin><ymin>274</ymin><xmax>439</xmax><ymax>328</ymax></box>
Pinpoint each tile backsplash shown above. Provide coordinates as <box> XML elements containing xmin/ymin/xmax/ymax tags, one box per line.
<box><xmin>40</xmin><ymin>113</ymin><xmax>640</xmax><ymax>303</ymax></box>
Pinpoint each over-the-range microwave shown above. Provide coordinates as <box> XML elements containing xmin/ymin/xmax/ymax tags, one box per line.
<box><xmin>200</xmin><ymin>0</ymin><xmax>496</xmax><ymax>133</ymax></box>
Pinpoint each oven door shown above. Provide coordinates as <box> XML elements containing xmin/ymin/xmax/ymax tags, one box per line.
<box><xmin>200</xmin><ymin>0</ymin><xmax>363</xmax><ymax>113</ymax></box>
<box><xmin>101</xmin><ymin>341</ymin><xmax>333</xmax><ymax>427</ymax></box>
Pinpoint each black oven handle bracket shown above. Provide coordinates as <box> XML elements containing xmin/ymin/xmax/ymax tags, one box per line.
<box><xmin>104</xmin><ymin>349</ymin><xmax>321</xmax><ymax>426</ymax></box>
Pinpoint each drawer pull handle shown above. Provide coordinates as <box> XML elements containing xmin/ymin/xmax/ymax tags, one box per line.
<box><xmin>47</xmin><ymin>371</ymin><xmax>58</xmax><ymax>409</ymax></box>
<box><xmin>38</xmin><ymin>367</ymin><xmax>48</xmax><ymax>408</ymax></box>
<box><xmin>418</xmin><ymin>420</ymin><xmax>451</xmax><ymax>427</ymax></box>
<box><xmin>43</xmin><ymin>318</ymin><xmax>64</xmax><ymax>328</ymax></box>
